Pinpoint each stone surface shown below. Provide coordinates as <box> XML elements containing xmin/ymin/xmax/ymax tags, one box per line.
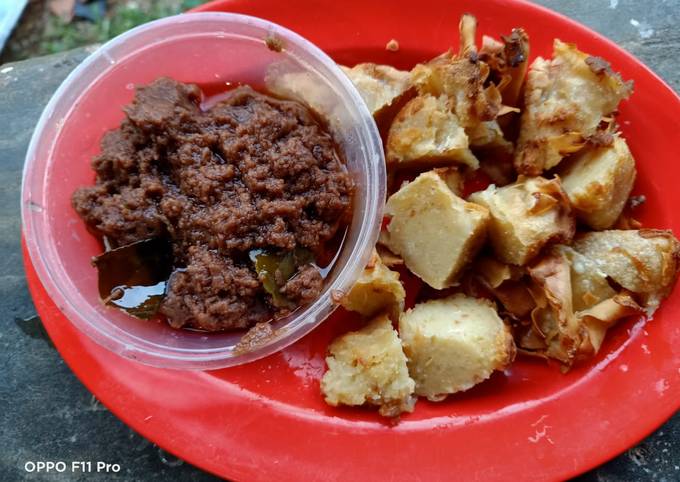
<box><xmin>0</xmin><ymin>1</ymin><xmax>678</xmax><ymax>481</ymax></box>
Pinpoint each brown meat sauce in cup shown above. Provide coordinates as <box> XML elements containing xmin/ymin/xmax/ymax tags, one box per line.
<box><xmin>72</xmin><ymin>77</ymin><xmax>354</xmax><ymax>332</ymax></box>
<box><xmin>22</xmin><ymin>13</ymin><xmax>385</xmax><ymax>368</ymax></box>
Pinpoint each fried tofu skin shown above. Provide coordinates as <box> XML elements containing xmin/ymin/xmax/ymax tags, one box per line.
<box><xmin>381</xmin><ymin>170</ymin><xmax>490</xmax><ymax>289</ymax></box>
<box><xmin>558</xmin><ymin>135</ymin><xmax>636</xmax><ymax>230</ymax></box>
<box><xmin>572</xmin><ymin>230</ymin><xmax>680</xmax><ymax>308</ymax></box>
<box><xmin>514</xmin><ymin>40</ymin><xmax>633</xmax><ymax>175</ymax></box>
<box><xmin>479</xmin><ymin>28</ymin><xmax>530</xmax><ymax>108</ymax></box>
<box><xmin>516</xmin><ymin>246</ymin><xmax>643</xmax><ymax>367</ymax></box>
<box><xmin>321</xmin><ymin>314</ymin><xmax>416</xmax><ymax>417</ymax></box>
<box><xmin>468</xmin><ymin>176</ymin><xmax>575</xmax><ymax>266</ymax></box>
<box><xmin>399</xmin><ymin>294</ymin><xmax>515</xmax><ymax>401</ymax></box>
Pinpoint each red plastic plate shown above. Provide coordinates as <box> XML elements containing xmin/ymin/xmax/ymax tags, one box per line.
<box><xmin>24</xmin><ymin>0</ymin><xmax>680</xmax><ymax>480</ymax></box>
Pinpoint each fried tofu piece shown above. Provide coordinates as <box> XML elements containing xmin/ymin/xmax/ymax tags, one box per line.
<box><xmin>468</xmin><ymin>120</ymin><xmax>516</xmax><ymax>186</ymax></box>
<box><xmin>381</xmin><ymin>170</ymin><xmax>490</xmax><ymax>289</ymax></box>
<box><xmin>340</xmin><ymin>63</ymin><xmax>413</xmax><ymax>120</ymax></box>
<box><xmin>399</xmin><ymin>294</ymin><xmax>515</xmax><ymax>401</ymax></box>
<box><xmin>339</xmin><ymin>251</ymin><xmax>405</xmax><ymax>321</ymax></box>
<box><xmin>468</xmin><ymin>176</ymin><xmax>575</xmax><ymax>265</ymax></box>
<box><xmin>411</xmin><ymin>55</ymin><xmax>501</xmax><ymax>129</ymax></box>
<box><xmin>467</xmin><ymin>119</ymin><xmax>514</xmax><ymax>151</ymax></box>
<box><xmin>558</xmin><ymin>135</ymin><xmax>637</xmax><ymax>230</ymax></box>
<box><xmin>572</xmin><ymin>230</ymin><xmax>680</xmax><ymax>307</ymax></box>
<box><xmin>386</xmin><ymin>94</ymin><xmax>478</xmax><ymax>169</ymax></box>
<box><xmin>515</xmin><ymin>40</ymin><xmax>633</xmax><ymax>175</ymax></box>
<box><xmin>432</xmin><ymin>166</ymin><xmax>464</xmax><ymax>196</ymax></box>
<box><xmin>407</xmin><ymin>14</ymin><xmax>517</xmax><ymax>175</ymax></box>
<box><xmin>320</xmin><ymin>314</ymin><xmax>416</xmax><ymax>417</ymax></box>
<box><xmin>410</xmin><ymin>15</ymin><xmax>502</xmax><ymax>130</ymax></box>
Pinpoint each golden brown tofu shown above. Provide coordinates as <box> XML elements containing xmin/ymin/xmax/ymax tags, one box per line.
<box><xmin>432</xmin><ymin>166</ymin><xmax>465</xmax><ymax>196</ymax></box>
<box><xmin>468</xmin><ymin>176</ymin><xmax>575</xmax><ymax>266</ymax></box>
<box><xmin>339</xmin><ymin>251</ymin><xmax>405</xmax><ymax>321</ymax></box>
<box><xmin>340</xmin><ymin>63</ymin><xmax>412</xmax><ymax>119</ymax></box>
<box><xmin>558</xmin><ymin>135</ymin><xmax>636</xmax><ymax>230</ymax></box>
<box><xmin>514</xmin><ymin>40</ymin><xmax>633</xmax><ymax>175</ymax></box>
<box><xmin>386</xmin><ymin>94</ymin><xmax>478</xmax><ymax>169</ymax></box>
<box><xmin>320</xmin><ymin>314</ymin><xmax>416</xmax><ymax>417</ymax></box>
<box><xmin>410</xmin><ymin>16</ymin><xmax>502</xmax><ymax>132</ymax></box>
<box><xmin>467</xmin><ymin>120</ymin><xmax>516</xmax><ymax>186</ymax></box>
<box><xmin>408</xmin><ymin>14</ymin><xmax>514</xmax><ymax>174</ymax></box>
<box><xmin>381</xmin><ymin>170</ymin><xmax>490</xmax><ymax>289</ymax></box>
<box><xmin>467</xmin><ymin>119</ymin><xmax>514</xmax><ymax>151</ymax></box>
<box><xmin>399</xmin><ymin>294</ymin><xmax>515</xmax><ymax>401</ymax></box>
<box><xmin>572</xmin><ymin>230</ymin><xmax>680</xmax><ymax>307</ymax></box>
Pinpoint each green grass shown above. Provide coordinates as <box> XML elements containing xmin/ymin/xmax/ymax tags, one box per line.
<box><xmin>39</xmin><ymin>0</ymin><xmax>209</xmax><ymax>56</ymax></box>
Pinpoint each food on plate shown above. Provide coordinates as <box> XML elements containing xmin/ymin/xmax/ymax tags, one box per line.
<box><xmin>338</xmin><ymin>250</ymin><xmax>405</xmax><ymax>321</ymax></box>
<box><xmin>466</xmin><ymin>119</ymin><xmax>514</xmax><ymax>151</ymax></box>
<box><xmin>340</xmin><ymin>63</ymin><xmax>413</xmax><ymax>123</ymax></box>
<box><xmin>464</xmin><ymin>255</ymin><xmax>536</xmax><ymax>319</ymax></box>
<box><xmin>409</xmin><ymin>15</ymin><xmax>519</xmax><ymax>185</ymax></box>
<box><xmin>320</xmin><ymin>313</ymin><xmax>416</xmax><ymax>417</ymax></box>
<box><xmin>385</xmin><ymin>39</ymin><xmax>400</xmax><ymax>52</ymax></box>
<box><xmin>514</xmin><ymin>39</ymin><xmax>633</xmax><ymax>175</ymax></box>
<box><xmin>72</xmin><ymin>77</ymin><xmax>353</xmax><ymax>331</ymax></box>
<box><xmin>433</xmin><ymin>166</ymin><xmax>465</xmax><ymax>196</ymax></box>
<box><xmin>63</xmin><ymin>6</ymin><xmax>677</xmax><ymax>418</ymax></box>
<box><xmin>380</xmin><ymin>170</ymin><xmax>489</xmax><ymax>289</ymax></box>
<box><xmin>386</xmin><ymin>94</ymin><xmax>478</xmax><ymax>169</ymax></box>
<box><xmin>468</xmin><ymin>176</ymin><xmax>575</xmax><ymax>266</ymax></box>
<box><xmin>558</xmin><ymin>135</ymin><xmax>637</xmax><ymax>230</ymax></box>
<box><xmin>410</xmin><ymin>15</ymin><xmax>503</xmax><ymax>132</ymax></box>
<box><xmin>399</xmin><ymin>294</ymin><xmax>515</xmax><ymax>401</ymax></box>
<box><xmin>514</xmin><ymin>245</ymin><xmax>644</xmax><ymax>366</ymax></box>
<box><xmin>479</xmin><ymin>28</ymin><xmax>530</xmax><ymax>108</ymax></box>
<box><xmin>559</xmin><ymin>246</ymin><xmax>617</xmax><ymax>312</ymax></box>
<box><xmin>298</xmin><ymin>12</ymin><xmax>680</xmax><ymax>418</ymax></box>
<box><xmin>314</xmin><ymin>13</ymin><xmax>679</xmax><ymax>417</ymax></box>
<box><xmin>572</xmin><ymin>230</ymin><xmax>680</xmax><ymax>308</ymax></box>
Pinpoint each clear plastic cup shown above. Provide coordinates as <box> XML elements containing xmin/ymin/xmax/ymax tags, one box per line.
<box><xmin>21</xmin><ymin>12</ymin><xmax>385</xmax><ymax>369</ymax></box>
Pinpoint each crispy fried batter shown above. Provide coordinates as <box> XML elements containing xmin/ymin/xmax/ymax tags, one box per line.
<box><xmin>386</xmin><ymin>94</ymin><xmax>479</xmax><ymax>169</ymax></box>
<box><xmin>514</xmin><ymin>246</ymin><xmax>644</xmax><ymax>367</ymax></box>
<box><xmin>573</xmin><ymin>229</ymin><xmax>680</xmax><ymax>309</ymax></box>
<box><xmin>479</xmin><ymin>28</ymin><xmax>530</xmax><ymax>108</ymax></box>
<box><xmin>514</xmin><ymin>40</ymin><xmax>633</xmax><ymax>175</ymax></box>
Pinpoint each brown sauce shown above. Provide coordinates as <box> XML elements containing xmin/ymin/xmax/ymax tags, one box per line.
<box><xmin>73</xmin><ymin>77</ymin><xmax>353</xmax><ymax>331</ymax></box>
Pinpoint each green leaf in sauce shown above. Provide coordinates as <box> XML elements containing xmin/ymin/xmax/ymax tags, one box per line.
<box><xmin>93</xmin><ymin>238</ymin><xmax>174</xmax><ymax>319</ymax></box>
<box><xmin>249</xmin><ymin>248</ymin><xmax>314</xmax><ymax>308</ymax></box>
